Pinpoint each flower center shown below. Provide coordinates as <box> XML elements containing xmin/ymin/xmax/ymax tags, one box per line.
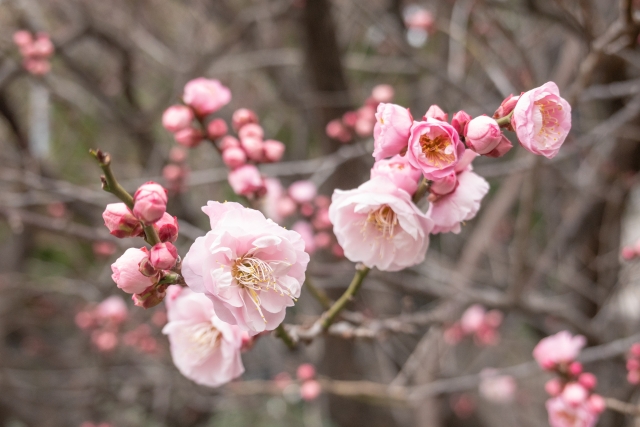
<box><xmin>534</xmin><ymin>98</ymin><xmax>564</xmax><ymax>146</ymax></box>
<box><xmin>419</xmin><ymin>133</ymin><xmax>455</xmax><ymax>167</ymax></box>
<box><xmin>557</xmin><ymin>409</ymin><xmax>578</xmax><ymax>426</ymax></box>
<box><xmin>231</xmin><ymin>256</ymin><xmax>294</xmax><ymax>323</ymax></box>
<box><xmin>187</xmin><ymin>322</ymin><xmax>221</xmax><ymax>363</ymax></box>
<box><xmin>365</xmin><ymin>205</ymin><xmax>398</xmax><ymax>239</ymax></box>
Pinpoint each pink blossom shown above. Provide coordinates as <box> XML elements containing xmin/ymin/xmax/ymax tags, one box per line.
<box><xmin>493</xmin><ymin>94</ymin><xmax>519</xmax><ymax>121</ymax></box>
<box><xmin>342</xmin><ymin>111</ymin><xmax>358</xmax><ymax>128</ymax></box>
<box><xmin>430</xmin><ymin>172</ymin><xmax>457</xmax><ymax>196</ymax></box>
<box><xmin>238</xmin><ymin>123</ymin><xmax>264</xmax><ymax>140</ymax></box>
<box><xmin>478</xmin><ymin>370</ymin><xmax>516</xmax><ymax>403</ymax></box>
<box><xmin>578</xmin><ymin>373</ymin><xmax>597</xmax><ymax>390</ymax></box>
<box><xmin>373</xmin><ymin>103</ymin><xmax>413</xmax><ymax>160</ymax></box>
<box><xmin>464</xmin><ymin>116</ymin><xmax>503</xmax><ymax>155</ymax></box>
<box><xmin>371</xmin><ymin>84</ymin><xmax>394</xmax><ymax>103</ymax></box>
<box><xmin>424</xmin><ymin>104</ymin><xmax>448</xmax><ymax>122</ymax></box>
<box><xmin>162</xmin><ymin>105</ymin><xmax>194</xmax><ymax>133</ymax></box>
<box><xmin>95</xmin><ymin>295</ymin><xmax>128</xmax><ymax>325</ymax></box>
<box><xmin>277</xmin><ymin>197</ymin><xmax>297</xmax><ymax>219</ymax></box>
<box><xmin>312</xmin><ymin>208</ymin><xmax>332</xmax><ymax>230</ymax></box>
<box><xmin>133</xmin><ymin>182</ymin><xmax>168</xmax><ymax>225</ymax></box>
<box><xmin>162</xmin><ymin>286</ymin><xmax>245</xmax><ymax>387</ymax></box>
<box><xmin>227</xmin><ymin>164</ymin><xmax>265</xmax><ymax>197</ymax></box>
<box><xmin>355</xmin><ymin>115</ymin><xmax>375</xmax><ymax>137</ymax></box>
<box><xmin>326</xmin><ymin>119</ymin><xmax>352</xmax><ymax>142</ymax></box>
<box><xmin>207</xmin><ymin>118</ymin><xmax>228</xmax><ymax>140</ymax></box>
<box><xmin>562</xmin><ymin>383</ymin><xmax>589</xmax><ymax>406</ymax></box>
<box><xmin>370</xmin><ymin>155</ymin><xmax>422</xmax><ymax>196</ymax></box>
<box><xmin>546</xmin><ymin>378</ymin><xmax>563</xmax><ymax>396</ymax></box>
<box><xmin>328</xmin><ymin>176</ymin><xmax>433</xmax><ymax>271</ymax></box>
<box><xmin>13</xmin><ymin>30</ymin><xmax>33</xmax><ymax>47</ymax></box>
<box><xmin>93</xmin><ymin>241</ymin><xmax>116</xmax><ymax>258</ymax></box>
<box><xmin>297</xmin><ymin>363</ymin><xmax>316</xmax><ymax>381</ymax></box>
<box><xmin>454</xmin><ymin>149</ymin><xmax>478</xmax><ymax>173</ymax></box>
<box><xmin>92</xmin><ymin>331</ymin><xmax>118</xmax><ymax>352</ymax></box>
<box><xmin>405</xmin><ymin>8</ymin><xmax>434</xmax><ymax>31</ymax></box>
<box><xmin>111</xmin><ymin>248</ymin><xmax>154</xmax><ymax>294</ymax></box>
<box><xmin>451</xmin><ymin>110</ymin><xmax>471</xmax><ymax>135</ymax></box>
<box><xmin>174</xmin><ymin>127</ymin><xmax>203</xmax><ymax>148</ymax></box>
<box><xmin>222</xmin><ymin>146</ymin><xmax>247</xmax><ymax>169</ymax></box>
<box><xmin>622</xmin><ymin>246</ymin><xmax>637</xmax><ymax>260</ymax></box>
<box><xmin>546</xmin><ymin>396</ymin><xmax>600</xmax><ymax>427</ymax></box>
<box><xmin>150</xmin><ymin>242</ymin><xmax>178</xmax><ymax>270</ymax></box>
<box><xmin>232</xmin><ymin>108</ymin><xmax>258</xmax><ymax>131</ymax></box>
<box><xmin>24</xmin><ymin>58</ymin><xmax>50</xmax><ymax>75</ymax></box>
<box><xmin>154</xmin><ymin>212</ymin><xmax>179</xmax><ymax>243</ymax></box>
<box><xmin>169</xmin><ymin>146</ymin><xmax>188</xmax><ymax>163</ymax></box>
<box><xmin>484</xmin><ymin>135</ymin><xmax>513</xmax><ymax>158</ymax></box>
<box><xmin>407</xmin><ymin>119</ymin><xmax>466</xmax><ymax>179</ymax></box>
<box><xmin>240</xmin><ymin>136</ymin><xmax>264</xmax><ymax>161</ymax></box>
<box><xmin>220</xmin><ymin>135</ymin><xmax>240</xmax><ymax>150</ymax></box>
<box><xmin>182</xmin><ymin>78</ymin><xmax>231</xmax><ymax>116</ymax></box>
<box><xmin>32</xmin><ymin>34</ymin><xmax>54</xmax><ymax>57</ymax></box>
<box><xmin>300</xmin><ymin>380</ymin><xmax>322</xmax><ymax>401</ymax></box>
<box><xmin>533</xmin><ymin>331</ymin><xmax>586</xmax><ymax>371</ymax></box>
<box><xmin>427</xmin><ymin>170</ymin><xmax>489</xmax><ymax>234</ymax></box>
<box><xmin>181</xmin><ymin>202</ymin><xmax>309</xmax><ymax>334</ymax></box>
<box><xmin>512</xmin><ymin>82</ymin><xmax>571</xmax><ymax>159</ymax></box>
<box><xmin>102</xmin><ymin>203</ymin><xmax>142</xmax><ymax>238</ymax></box>
<box><xmin>314</xmin><ymin>232</ymin><xmax>332</xmax><ymax>248</ymax></box>
<box><xmin>460</xmin><ymin>304</ymin><xmax>485</xmax><ymax>333</ymax></box>
<box><xmin>263</xmin><ymin>140</ymin><xmax>285</xmax><ymax>162</ymax></box>
<box><xmin>289</xmin><ymin>180</ymin><xmax>317</xmax><ymax>204</ymax></box>
<box><xmin>292</xmin><ymin>221</ymin><xmax>316</xmax><ymax>254</ymax></box>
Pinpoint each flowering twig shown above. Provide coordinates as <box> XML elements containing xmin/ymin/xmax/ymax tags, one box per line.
<box><xmin>320</xmin><ymin>263</ymin><xmax>370</xmax><ymax>330</ymax></box>
<box><xmin>274</xmin><ymin>324</ymin><xmax>296</xmax><ymax>350</ymax></box>
<box><xmin>90</xmin><ymin>149</ymin><xmax>161</xmax><ymax>246</ymax></box>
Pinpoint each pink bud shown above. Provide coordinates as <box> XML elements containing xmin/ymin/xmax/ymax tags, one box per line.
<box><xmin>132</xmin><ymin>284</ymin><xmax>167</xmax><ymax>309</ymax></box>
<box><xmin>174</xmin><ymin>127</ymin><xmax>203</xmax><ymax>148</ymax></box>
<box><xmin>222</xmin><ymin>146</ymin><xmax>248</xmax><ymax>169</ymax></box>
<box><xmin>628</xmin><ymin>370</ymin><xmax>640</xmax><ymax>384</ymax></box>
<box><xmin>111</xmin><ymin>248</ymin><xmax>153</xmax><ymax>294</ymax></box>
<box><xmin>162</xmin><ymin>105</ymin><xmax>194</xmax><ymax>133</ymax></box>
<box><xmin>460</xmin><ymin>304</ymin><xmax>486</xmax><ymax>334</ymax></box>
<box><xmin>169</xmin><ymin>146</ymin><xmax>188</xmax><ymax>163</ymax></box>
<box><xmin>465</xmin><ymin>116</ymin><xmax>503</xmax><ymax>155</ymax></box>
<box><xmin>276</xmin><ymin>197</ymin><xmax>297</xmax><ymax>218</ymax></box>
<box><xmin>92</xmin><ymin>331</ymin><xmax>118</xmax><ymax>352</ymax></box>
<box><xmin>326</xmin><ymin>119</ymin><xmax>352</xmax><ymax>143</ymax></box>
<box><xmin>300</xmin><ymin>202</ymin><xmax>314</xmax><ymax>217</ymax></box>
<box><xmin>493</xmin><ymin>94</ymin><xmax>519</xmax><ymax>120</ymax></box>
<box><xmin>154</xmin><ymin>212</ymin><xmax>179</xmax><ymax>242</ymax></box>
<box><xmin>568</xmin><ymin>361</ymin><xmax>583</xmax><ymax>376</ymax></box>
<box><xmin>424</xmin><ymin>104</ymin><xmax>448</xmax><ymax>122</ymax></box>
<box><xmin>75</xmin><ymin>311</ymin><xmax>94</xmax><ymax>330</ymax></box>
<box><xmin>206</xmin><ymin>118</ymin><xmax>228</xmax><ymax>140</ymax></box>
<box><xmin>149</xmin><ymin>242</ymin><xmax>178</xmax><ymax>270</ymax></box>
<box><xmin>631</xmin><ymin>343</ymin><xmax>640</xmax><ymax>357</ymax></box>
<box><xmin>484</xmin><ymin>135</ymin><xmax>513</xmax><ymax>158</ymax></box>
<box><xmin>314</xmin><ymin>232</ymin><xmax>332</xmax><ymax>248</ymax></box>
<box><xmin>238</xmin><ymin>123</ymin><xmax>264</xmax><ymax>140</ymax></box>
<box><xmin>355</xmin><ymin>117</ymin><xmax>375</xmax><ymax>137</ymax></box>
<box><xmin>578</xmin><ymin>372</ymin><xmax>597</xmax><ymax>390</ymax></box>
<box><xmin>371</xmin><ymin>84</ymin><xmax>394</xmax><ymax>104</ymax></box>
<box><xmin>430</xmin><ymin>173</ymin><xmax>457</xmax><ymax>196</ymax></box>
<box><xmin>95</xmin><ymin>295</ymin><xmax>128</xmax><ymax>325</ymax></box>
<box><xmin>627</xmin><ymin>358</ymin><xmax>640</xmax><ymax>371</ymax></box>
<box><xmin>93</xmin><ymin>241</ymin><xmax>116</xmax><ymax>258</ymax></box>
<box><xmin>24</xmin><ymin>58</ymin><xmax>50</xmax><ymax>75</ymax></box>
<box><xmin>562</xmin><ymin>382</ymin><xmax>588</xmax><ymax>406</ymax></box>
<box><xmin>232</xmin><ymin>108</ymin><xmax>258</xmax><ymax>131</ymax></box>
<box><xmin>263</xmin><ymin>140</ymin><xmax>285</xmax><ymax>162</ymax></box>
<box><xmin>228</xmin><ymin>164</ymin><xmax>265</xmax><ymax>196</ymax></box>
<box><xmin>32</xmin><ymin>34</ymin><xmax>54</xmax><ymax>57</ymax></box>
<box><xmin>13</xmin><ymin>30</ymin><xmax>33</xmax><ymax>47</ymax></box>
<box><xmin>102</xmin><ymin>203</ymin><xmax>143</xmax><ymax>238</ymax></box>
<box><xmin>297</xmin><ymin>363</ymin><xmax>316</xmax><ymax>381</ymax></box>
<box><xmin>182</xmin><ymin>78</ymin><xmax>231</xmax><ymax>116</ymax></box>
<box><xmin>289</xmin><ymin>180</ymin><xmax>317</xmax><ymax>204</ymax></box>
<box><xmin>342</xmin><ymin>111</ymin><xmax>358</xmax><ymax>128</ymax></box>
<box><xmin>312</xmin><ymin>208</ymin><xmax>331</xmax><ymax>230</ymax></box>
<box><xmin>219</xmin><ymin>135</ymin><xmax>240</xmax><ymax>150</ymax></box>
<box><xmin>300</xmin><ymin>380</ymin><xmax>322</xmax><ymax>401</ymax></box>
<box><xmin>133</xmin><ymin>182</ymin><xmax>168</xmax><ymax>225</ymax></box>
<box><xmin>240</xmin><ymin>136</ymin><xmax>265</xmax><ymax>161</ymax></box>
<box><xmin>274</xmin><ymin>372</ymin><xmax>292</xmax><ymax>389</ymax></box>
<box><xmin>451</xmin><ymin>110</ymin><xmax>471</xmax><ymax>135</ymax></box>
<box><xmin>138</xmin><ymin>257</ymin><xmax>158</xmax><ymax>277</ymax></box>
<box><xmin>621</xmin><ymin>246</ymin><xmax>636</xmax><ymax>260</ymax></box>
<box><xmin>545</xmin><ymin>378</ymin><xmax>563</xmax><ymax>396</ymax></box>
<box><xmin>588</xmin><ymin>394</ymin><xmax>606</xmax><ymax>414</ymax></box>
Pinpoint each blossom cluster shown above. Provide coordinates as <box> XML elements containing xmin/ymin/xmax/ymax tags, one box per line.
<box><xmin>75</xmin><ymin>296</ymin><xmax>128</xmax><ymax>352</ymax></box>
<box><xmin>443</xmin><ymin>304</ymin><xmax>504</xmax><ymax>346</ymax></box>
<box><xmin>13</xmin><ymin>30</ymin><xmax>54</xmax><ymax>75</ymax></box>
<box><xmin>533</xmin><ymin>331</ymin><xmax>605</xmax><ymax>427</ymax></box>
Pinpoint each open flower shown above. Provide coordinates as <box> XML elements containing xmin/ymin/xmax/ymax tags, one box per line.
<box><xmin>373</xmin><ymin>103</ymin><xmax>413</xmax><ymax>160</ymax></box>
<box><xmin>533</xmin><ymin>331</ymin><xmax>586</xmax><ymax>370</ymax></box>
<box><xmin>512</xmin><ymin>82</ymin><xmax>571</xmax><ymax>159</ymax></box>
<box><xmin>182</xmin><ymin>78</ymin><xmax>231</xmax><ymax>116</ymax></box>
<box><xmin>427</xmin><ymin>170</ymin><xmax>489</xmax><ymax>234</ymax></box>
<box><xmin>328</xmin><ymin>176</ymin><xmax>433</xmax><ymax>271</ymax></box>
<box><xmin>163</xmin><ymin>286</ymin><xmax>245</xmax><ymax>387</ymax></box>
<box><xmin>406</xmin><ymin>119</ymin><xmax>465</xmax><ymax>179</ymax></box>
<box><xmin>182</xmin><ymin>202</ymin><xmax>309</xmax><ymax>334</ymax></box>
<box><xmin>546</xmin><ymin>396</ymin><xmax>600</xmax><ymax>427</ymax></box>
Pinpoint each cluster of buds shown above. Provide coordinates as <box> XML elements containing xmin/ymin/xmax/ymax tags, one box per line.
<box><xmin>272</xmin><ymin>364</ymin><xmax>322</xmax><ymax>402</ymax></box>
<box><xmin>325</xmin><ymin>84</ymin><xmax>394</xmax><ymax>143</ymax></box>
<box><xmin>103</xmin><ymin>181</ymin><xmax>181</xmax><ymax>308</ymax></box>
<box><xmin>403</xmin><ymin>5</ymin><xmax>436</xmax><ymax>48</ymax></box>
<box><xmin>262</xmin><ymin>179</ymin><xmax>343</xmax><ymax>257</ymax></box>
<box><xmin>162</xmin><ymin>79</ymin><xmax>287</xmax><ymax>199</ymax></box>
<box><xmin>533</xmin><ymin>331</ymin><xmax>605</xmax><ymax>427</ymax></box>
<box><xmin>626</xmin><ymin>343</ymin><xmax>640</xmax><ymax>384</ymax></box>
<box><xmin>162</xmin><ymin>147</ymin><xmax>190</xmax><ymax>193</ymax></box>
<box><xmin>74</xmin><ymin>296</ymin><xmax>128</xmax><ymax>352</ymax></box>
<box><xmin>444</xmin><ymin>304</ymin><xmax>503</xmax><ymax>346</ymax></box>
<box><xmin>13</xmin><ymin>30</ymin><xmax>54</xmax><ymax>75</ymax></box>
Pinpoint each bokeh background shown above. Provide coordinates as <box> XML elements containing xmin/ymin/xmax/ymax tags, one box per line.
<box><xmin>1</xmin><ymin>0</ymin><xmax>640</xmax><ymax>426</ymax></box>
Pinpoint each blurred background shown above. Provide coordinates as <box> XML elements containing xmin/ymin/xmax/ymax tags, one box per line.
<box><xmin>1</xmin><ymin>0</ymin><xmax>640</xmax><ymax>426</ymax></box>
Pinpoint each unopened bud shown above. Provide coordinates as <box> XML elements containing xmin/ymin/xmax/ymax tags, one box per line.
<box><xmin>263</xmin><ymin>140</ymin><xmax>285</xmax><ymax>162</ymax></box>
<box><xmin>240</xmin><ymin>136</ymin><xmax>264</xmax><ymax>161</ymax></box>
<box><xmin>102</xmin><ymin>203</ymin><xmax>143</xmax><ymax>238</ymax></box>
<box><xmin>206</xmin><ymin>118</ymin><xmax>228</xmax><ymax>140</ymax></box>
<box><xmin>484</xmin><ymin>135</ymin><xmax>513</xmax><ymax>158</ymax></box>
<box><xmin>451</xmin><ymin>110</ymin><xmax>471</xmax><ymax>135</ymax></box>
<box><xmin>424</xmin><ymin>104</ymin><xmax>448</xmax><ymax>122</ymax></box>
<box><xmin>232</xmin><ymin>108</ymin><xmax>259</xmax><ymax>131</ymax></box>
<box><xmin>222</xmin><ymin>146</ymin><xmax>247</xmax><ymax>169</ymax></box>
<box><xmin>154</xmin><ymin>212</ymin><xmax>179</xmax><ymax>242</ymax></box>
<box><xmin>133</xmin><ymin>182</ymin><xmax>168</xmax><ymax>225</ymax></box>
<box><xmin>149</xmin><ymin>242</ymin><xmax>178</xmax><ymax>270</ymax></box>
<box><xmin>174</xmin><ymin>127</ymin><xmax>203</xmax><ymax>148</ymax></box>
<box><xmin>465</xmin><ymin>116</ymin><xmax>502</xmax><ymax>155</ymax></box>
<box><xmin>162</xmin><ymin>105</ymin><xmax>194</xmax><ymax>133</ymax></box>
<box><xmin>238</xmin><ymin>123</ymin><xmax>264</xmax><ymax>140</ymax></box>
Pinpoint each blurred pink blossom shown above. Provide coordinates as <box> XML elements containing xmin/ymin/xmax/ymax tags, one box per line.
<box><xmin>289</xmin><ymin>180</ymin><xmax>317</xmax><ymax>204</ymax></box>
<box><xmin>533</xmin><ymin>331</ymin><xmax>586</xmax><ymax>371</ymax></box>
<box><xmin>162</xmin><ymin>105</ymin><xmax>194</xmax><ymax>133</ymax></box>
<box><xmin>228</xmin><ymin>164</ymin><xmax>265</xmax><ymax>197</ymax></box>
<box><xmin>183</xmin><ymin>78</ymin><xmax>231</xmax><ymax>116</ymax></box>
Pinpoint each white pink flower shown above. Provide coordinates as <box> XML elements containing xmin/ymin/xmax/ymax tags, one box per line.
<box><xmin>328</xmin><ymin>176</ymin><xmax>433</xmax><ymax>271</ymax></box>
<box><xmin>512</xmin><ymin>82</ymin><xmax>571</xmax><ymax>159</ymax></box>
<box><xmin>228</xmin><ymin>164</ymin><xmax>265</xmax><ymax>197</ymax></box>
<box><xmin>182</xmin><ymin>78</ymin><xmax>231</xmax><ymax>116</ymax></box>
<box><xmin>533</xmin><ymin>331</ymin><xmax>586</xmax><ymax>371</ymax></box>
<box><xmin>406</xmin><ymin>119</ymin><xmax>466</xmax><ymax>179</ymax></box>
<box><xmin>372</xmin><ymin>103</ymin><xmax>413</xmax><ymax>160</ymax></box>
<box><xmin>370</xmin><ymin>155</ymin><xmax>422</xmax><ymax>196</ymax></box>
<box><xmin>546</xmin><ymin>396</ymin><xmax>600</xmax><ymax>427</ymax></box>
<box><xmin>162</xmin><ymin>286</ymin><xmax>245</xmax><ymax>387</ymax></box>
<box><xmin>111</xmin><ymin>248</ymin><xmax>154</xmax><ymax>294</ymax></box>
<box><xmin>427</xmin><ymin>170</ymin><xmax>489</xmax><ymax>234</ymax></box>
<box><xmin>182</xmin><ymin>202</ymin><xmax>309</xmax><ymax>334</ymax></box>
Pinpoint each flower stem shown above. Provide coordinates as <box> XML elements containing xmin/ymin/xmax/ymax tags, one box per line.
<box><xmin>305</xmin><ymin>277</ymin><xmax>333</xmax><ymax>310</ymax></box>
<box><xmin>495</xmin><ymin>111</ymin><xmax>514</xmax><ymax>127</ymax></box>
<box><xmin>274</xmin><ymin>324</ymin><xmax>296</xmax><ymax>350</ymax></box>
<box><xmin>412</xmin><ymin>178</ymin><xmax>431</xmax><ymax>204</ymax></box>
<box><xmin>320</xmin><ymin>263</ymin><xmax>370</xmax><ymax>331</ymax></box>
<box><xmin>90</xmin><ymin>149</ymin><xmax>161</xmax><ymax>246</ymax></box>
